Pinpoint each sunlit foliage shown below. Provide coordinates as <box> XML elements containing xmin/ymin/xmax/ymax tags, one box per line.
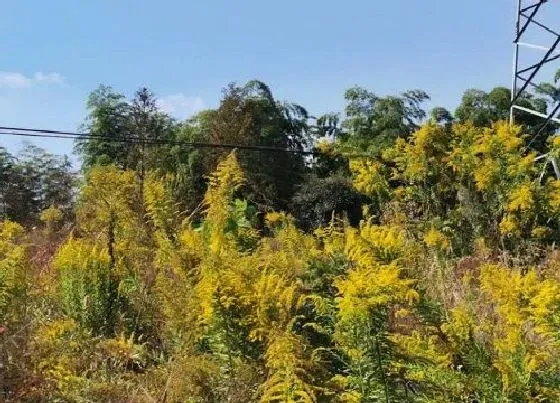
<box><xmin>7</xmin><ymin>116</ymin><xmax>560</xmax><ymax>402</ymax></box>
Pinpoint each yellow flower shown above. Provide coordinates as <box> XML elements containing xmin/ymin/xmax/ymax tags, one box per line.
<box><xmin>531</xmin><ymin>226</ymin><xmax>550</xmax><ymax>239</ymax></box>
<box><xmin>265</xmin><ymin>211</ymin><xmax>287</xmax><ymax>225</ymax></box>
<box><xmin>507</xmin><ymin>183</ymin><xmax>533</xmax><ymax>212</ymax></box>
<box><xmin>349</xmin><ymin>158</ymin><xmax>388</xmax><ymax>198</ymax></box>
<box><xmin>424</xmin><ymin>228</ymin><xmax>449</xmax><ymax>250</ymax></box>
<box><xmin>316</xmin><ymin>138</ymin><xmax>334</xmax><ymax>155</ymax></box>
<box><xmin>499</xmin><ymin>215</ymin><xmax>520</xmax><ymax>236</ymax></box>
<box><xmin>390</xmin><ymin>331</ymin><xmax>451</xmax><ymax>368</ymax></box>
<box><xmin>473</xmin><ymin>160</ymin><xmax>498</xmax><ymax>191</ymax></box>
<box><xmin>40</xmin><ymin>205</ymin><xmax>64</xmax><ymax>225</ymax></box>
<box><xmin>442</xmin><ymin>305</ymin><xmax>473</xmax><ymax>344</ymax></box>
<box><xmin>547</xmin><ymin>179</ymin><xmax>560</xmax><ymax>214</ymax></box>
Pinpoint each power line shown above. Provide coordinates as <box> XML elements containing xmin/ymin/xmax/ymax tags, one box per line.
<box><xmin>0</xmin><ymin>126</ymin><xmax>318</xmax><ymax>155</ymax></box>
<box><xmin>0</xmin><ymin>126</ymin><xmax>84</xmax><ymax>136</ymax></box>
<box><xmin>0</xmin><ymin>131</ymin><xmax>136</xmax><ymax>143</ymax></box>
<box><xmin>0</xmin><ymin>125</ymin><xmax>378</xmax><ymax>159</ymax></box>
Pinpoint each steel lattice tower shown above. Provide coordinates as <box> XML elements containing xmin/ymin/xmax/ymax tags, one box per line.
<box><xmin>511</xmin><ymin>0</ymin><xmax>560</xmax><ymax>178</ymax></box>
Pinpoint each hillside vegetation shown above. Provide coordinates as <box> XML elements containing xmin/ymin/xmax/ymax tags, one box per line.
<box><xmin>2</xmin><ymin>80</ymin><xmax>560</xmax><ymax>402</ymax></box>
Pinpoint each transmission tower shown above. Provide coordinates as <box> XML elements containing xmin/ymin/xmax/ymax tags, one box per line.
<box><xmin>511</xmin><ymin>0</ymin><xmax>560</xmax><ymax>175</ymax></box>
<box><xmin>511</xmin><ymin>0</ymin><xmax>560</xmax><ymax>122</ymax></box>
<box><xmin>510</xmin><ymin>0</ymin><xmax>560</xmax><ymax>178</ymax></box>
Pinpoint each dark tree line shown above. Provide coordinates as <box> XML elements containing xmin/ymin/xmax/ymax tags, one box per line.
<box><xmin>0</xmin><ymin>145</ymin><xmax>75</xmax><ymax>225</ymax></box>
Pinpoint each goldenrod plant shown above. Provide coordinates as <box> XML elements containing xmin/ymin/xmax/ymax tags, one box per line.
<box><xmin>6</xmin><ymin>118</ymin><xmax>560</xmax><ymax>401</ymax></box>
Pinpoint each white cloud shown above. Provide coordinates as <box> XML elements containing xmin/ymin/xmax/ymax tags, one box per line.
<box><xmin>0</xmin><ymin>72</ymin><xmax>32</xmax><ymax>88</ymax></box>
<box><xmin>0</xmin><ymin>71</ymin><xmax>65</xmax><ymax>88</ymax></box>
<box><xmin>157</xmin><ymin>93</ymin><xmax>205</xmax><ymax>119</ymax></box>
<box><xmin>33</xmin><ymin>72</ymin><xmax>64</xmax><ymax>84</ymax></box>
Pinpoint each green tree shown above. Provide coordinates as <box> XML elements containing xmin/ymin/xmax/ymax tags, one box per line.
<box><xmin>534</xmin><ymin>68</ymin><xmax>560</xmax><ymax>104</ymax></box>
<box><xmin>340</xmin><ymin>86</ymin><xmax>430</xmax><ymax>153</ymax></box>
<box><xmin>0</xmin><ymin>148</ymin><xmax>31</xmax><ymax>223</ymax></box>
<box><xmin>76</xmin><ymin>85</ymin><xmax>132</xmax><ymax>169</ymax></box>
<box><xmin>0</xmin><ymin>145</ymin><xmax>74</xmax><ymax>225</ymax></box>
<box><xmin>76</xmin><ymin>85</ymin><xmax>176</xmax><ymax>174</ymax></box>
<box><xmin>430</xmin><ymin>106</ymin><xmax>454</xmax><ymax>124</ymax></box>
<box><xmin>165</xmin><ymin>110</ymin><xmax>215</xmax><ymax>214</ymax></box>
<box><xmin>18</xmin><ymin>144</ymin><xmax>75</xmax><ymax>218</ymax></box>
<box><xmin>203</xmin><ymin>80</ymin><xmax>311</xmax><ymax>211</ymax></box>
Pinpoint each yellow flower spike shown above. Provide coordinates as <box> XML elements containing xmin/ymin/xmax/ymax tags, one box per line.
<box><xmin>424</xmin><ymin>228</ymin><xmax>450</xmax><ymax>250</ymax></box>
<box><xmin>507</xmin><ymin>183</ymin><xmax>534</xmax><ymax>212</ymax></box>
<box><xmin>499</xmin><ymin>214</ymin><xmax>521</xmax><ymax>237</ymax></box>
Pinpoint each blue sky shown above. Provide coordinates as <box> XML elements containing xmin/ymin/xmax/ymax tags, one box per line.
<box><xmin>0</xmin><ymin>0</ymin><xmax>553</xmax><ymax>163</ymax></box>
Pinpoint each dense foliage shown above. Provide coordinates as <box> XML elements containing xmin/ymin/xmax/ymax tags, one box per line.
<box><xmin>3</xmin><ymin>78</ymin><xmax>560</xmax><ymax>402</ymax></box>
<box><xmin>0</xmin><ymin>145</ymin><xmax>74</xmax><ymax>225</ymax></box>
